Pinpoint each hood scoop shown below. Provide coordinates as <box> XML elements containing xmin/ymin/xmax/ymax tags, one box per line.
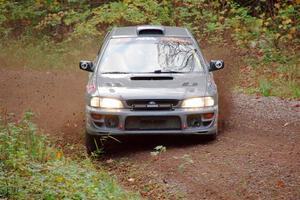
<box><xmin>131</xmin><ymin>76</ymin><xmax>173</xmax><ymax>80</ymax></box>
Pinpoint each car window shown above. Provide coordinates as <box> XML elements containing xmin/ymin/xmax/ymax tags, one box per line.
<box><xmin>97</xmin><ymin>37</ymin><xmax>205</xmax><ymax>73</ymax></box>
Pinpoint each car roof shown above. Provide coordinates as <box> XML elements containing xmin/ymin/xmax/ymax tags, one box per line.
<box><xmin>110</xmin><ymin>25</ymin><xmax>191</xmax><ymax>38</ymax></box>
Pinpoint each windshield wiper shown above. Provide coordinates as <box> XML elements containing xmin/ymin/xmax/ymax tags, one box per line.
<box><xmin>153</xmin><ymin>69</ymin><xmax>184</xmax><ymax>73</ymax></box>
<box><xmin>101</xmin><ymin>72</ymin><xmax>129</xmax><ymax>74</ymax></box>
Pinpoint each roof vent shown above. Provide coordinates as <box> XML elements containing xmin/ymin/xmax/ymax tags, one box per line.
<box><xmin>137</xmin><ymin>26</ymin><xmax>164</xmax><ymax>35</ymax></box>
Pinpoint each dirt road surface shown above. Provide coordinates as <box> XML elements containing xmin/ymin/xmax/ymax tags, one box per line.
<box><xmin>1</xmin><ymin>46</ymin><xmax>299</xmax><ymax>200</ymax></box>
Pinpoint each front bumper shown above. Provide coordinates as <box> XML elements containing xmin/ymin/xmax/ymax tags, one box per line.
<box><xmin>86</xmin><ymin>105</ymin><xmax>218</xmax><ymax>135</ymax></box>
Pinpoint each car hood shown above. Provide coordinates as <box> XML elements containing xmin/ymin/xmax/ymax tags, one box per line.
<box><xmin>96</xmin><ymin>73</ymin><xmax>208</xmax><ymax>100</ymax></box>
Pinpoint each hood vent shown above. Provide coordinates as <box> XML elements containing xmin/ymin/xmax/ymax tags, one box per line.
<box><xmin>131</xmin><ymin>76</ymin><xmax>173</xmax><ymax>80</ymax></box>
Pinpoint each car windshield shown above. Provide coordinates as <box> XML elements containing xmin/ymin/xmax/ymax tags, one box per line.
<box><xmin>98</xmin><ymin>37</ymin><xmax>205</xmax><ymax>74</ymax></box>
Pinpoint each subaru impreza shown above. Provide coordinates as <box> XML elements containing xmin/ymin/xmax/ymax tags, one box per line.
<box><xmin>79</xmin><ymin>25</ymin><xmax>224</xmax><ymax>152</ymax></box>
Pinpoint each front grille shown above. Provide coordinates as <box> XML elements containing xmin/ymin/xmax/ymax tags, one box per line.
<box><xmin>126</xmin><ymin>99</ymin><xmax>179</xmax><ymax>110</ymax></box>
<box><xmin>125</xmin><ymin>116</ymin><xmax>181</xmax><ymax>130</ymax></box>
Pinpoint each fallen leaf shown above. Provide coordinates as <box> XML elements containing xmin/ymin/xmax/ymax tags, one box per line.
<box><xmin>150</xmin><ymin>151</ymin><xmax>159</xmax><ymax>156</ymax></box>
<box><xmin>56</xmin><ymin>151</ymin><xmax>63</xmax><ymax>159</ymax></box>
<box><xmin>106</xmin><ymin>159</ymin><xmax>114</xmax><ymax>164</ymax></box>
<box><xmin>56</xmin><ymin>176</ymin><xmax>64</xmax><ymax>183</ymax></box>
<box><xmin>128</xmin><ymin>178</ymin><xmax>135</xmax><ymax>182</ymax></box>
<box><xmin>276</xmin><ymin>180</ymin><xmax>285</xmax><ymax>188</ymax></box>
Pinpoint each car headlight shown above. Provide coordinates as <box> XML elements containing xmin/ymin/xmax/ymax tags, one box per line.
<box><xmin>90</xmin><ymin>97</ymin><xmax>123</xmax><ymax>108</ymax></box>
<box><xmin>182</xmin><ymin>97</ymin><xmax>214</xmax><ymax>108</ymax></box>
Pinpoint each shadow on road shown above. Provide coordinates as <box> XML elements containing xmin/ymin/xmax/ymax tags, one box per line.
<box><xmin>100</xmin><ymin>135</ymin><xmax>216</xmax><ymax>158</ymax></box>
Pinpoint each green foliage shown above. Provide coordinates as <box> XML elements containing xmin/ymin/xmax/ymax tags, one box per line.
<box><xmin>0</xmin><ymin>112</ymin><xmax>140</xmax><ymax>199</ymax></box>
<box><xmin>150</xmin><ymin>145</ymin><xmax>166</xmax><ymax>156</ymax></box>
<box><xmin>259</xmin><ymin>79</ymin><xmax>272</xmax><ymax>97</ymax></box>
<box><xmin>226</xmin><ymin>2</ymin><xmax>300</xmax><ymax>99</ymax></box>
<box><xmin>0</xmin><ymin>1</ymin><xmax>298</xmax><ymax>44</ymax></box>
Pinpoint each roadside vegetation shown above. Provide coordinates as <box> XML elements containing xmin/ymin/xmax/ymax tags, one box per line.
<box><xmin>0</xmin><ymin>112</ymin><xmax>140</xmax><ymax>199</ymax></box>
<box><xmin>0</xmin><ymin>0</ymin><xmax>299</xmax><ymax>98</ymax></box>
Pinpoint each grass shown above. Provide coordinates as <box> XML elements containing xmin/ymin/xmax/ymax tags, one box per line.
<box><xmin>0</xmin><ymin>112</ymin><xmax>141</xmax><ymax>200</ymax></box>
<box><xmin>258</xmin><ymin>79</ymin><xmax>272</xmax><ymax>97</ymax></box>
<box><xmin>0</xmin><ymin>38</ymin><xmax>98</xmax><ymax>70</ymax></box>
<box><xmin>237</xmin><ymin>48</ymin><xmax>300</xmax><ymax>99</ymax></box>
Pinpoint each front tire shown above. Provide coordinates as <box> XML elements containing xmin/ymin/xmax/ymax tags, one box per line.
<box><xmin>204</xmin><ymin>132</ymin><xmax>217</xmax><ymax>141</ymax></box>
<box><xmin>200</xmin><ymin>127</ymin><xmax>218</xmax><ymax>141</ymax></box>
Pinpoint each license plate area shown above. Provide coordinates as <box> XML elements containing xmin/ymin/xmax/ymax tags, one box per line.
<box><xmin>125</xmin><ymin>116</ymin><xmax>181</xmax><ymax>130</ymax></box>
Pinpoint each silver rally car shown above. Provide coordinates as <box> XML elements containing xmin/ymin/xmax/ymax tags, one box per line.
<box><xmin>79</xmin><ymin>25</ymin><xmax>224</xmax><ymax>152</ymax></box>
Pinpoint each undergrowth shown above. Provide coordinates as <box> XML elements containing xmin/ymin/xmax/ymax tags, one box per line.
<box><xmin>0</xmin><ymin>112</ymin><xmax>140</xmax><ymax>200</ymax></box>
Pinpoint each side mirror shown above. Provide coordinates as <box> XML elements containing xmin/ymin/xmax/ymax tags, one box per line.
<box><xmin>209</xmin><ymin>60</ymin><xmax>224</xmax><ymax>72</ymax></box>
<box><xmin>79</xmin><ymin>60</ymin><xmax>94</xmax><ymax>72</ymax></box>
